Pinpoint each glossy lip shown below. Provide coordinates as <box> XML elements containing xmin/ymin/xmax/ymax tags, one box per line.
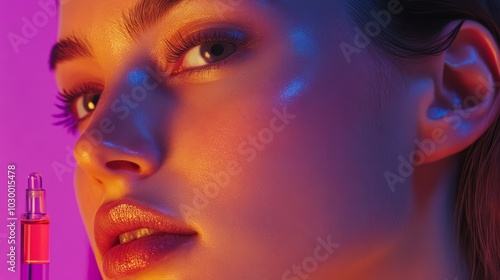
<box><xmin>94</xmin><ymin>199</ymin><xmax>197</xmax><ymax>278</ymax></box>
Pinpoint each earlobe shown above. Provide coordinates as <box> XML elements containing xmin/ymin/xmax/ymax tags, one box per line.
<box><xmin>417</xmin><ymin>20</ymin><xmax>500</xmax><ymax>164</ymax></box>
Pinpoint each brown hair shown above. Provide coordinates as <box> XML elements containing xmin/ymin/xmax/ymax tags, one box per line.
<box><xmin>345</xmin><ymin>0</ymin><xmax>500</xmax><ymax>279</ymax></box>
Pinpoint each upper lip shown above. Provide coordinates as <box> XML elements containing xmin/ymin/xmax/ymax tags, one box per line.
<box><xmin>94</xmin><ymin>198</ymin><xmax>197</xmax><ymax>256</ymax></box>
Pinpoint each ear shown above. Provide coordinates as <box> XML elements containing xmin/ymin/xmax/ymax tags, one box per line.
<box><xmin>416</xmin><ymin>20</ymin><xmax>500</xmax><ymax>164</ymax></box>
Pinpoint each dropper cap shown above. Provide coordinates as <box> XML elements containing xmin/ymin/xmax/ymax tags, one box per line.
<box><xmin>26</xmin><ymin>172</ymin><xmax>46</xmax><ymax>214</ymax></box>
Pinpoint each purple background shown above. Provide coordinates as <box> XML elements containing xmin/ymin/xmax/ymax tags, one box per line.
<box><xmin>1</xmin><ymin>0</ymin><xmax>101</xmax><ymax>279</ymax></box>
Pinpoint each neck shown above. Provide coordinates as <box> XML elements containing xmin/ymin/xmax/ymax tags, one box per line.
<box><xmin>345</xmin><ymin>156</ymin><xmax>469</xmax><ymax>280</ymax></box>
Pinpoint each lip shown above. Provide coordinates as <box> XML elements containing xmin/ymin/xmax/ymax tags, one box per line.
<box><xmin>94</xmin><ymin>199</ymin><xmax>197</xmax><ymax>278</ymax></box>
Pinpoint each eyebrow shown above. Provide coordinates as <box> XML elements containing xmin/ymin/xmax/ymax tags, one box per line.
<box><xmin>49</xmin><ymin>36</ymin><xmax>92</xmax><ymax>70</ymax></box>
<box><xmin>49</xmin><ymin>0</ymin><xmax>185</xmax><ymax>70</ymax></box>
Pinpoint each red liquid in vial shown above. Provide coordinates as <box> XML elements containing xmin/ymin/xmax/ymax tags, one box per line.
<box><xmin>21</xmin><ymin>218</ymin><xmax>50</xmax><ymax>264</ymax></box>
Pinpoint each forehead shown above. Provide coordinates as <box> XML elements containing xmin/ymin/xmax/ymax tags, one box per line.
<box><xmin>55</xmin><ymin>0</ymin><xmax>348</xmax><ymax>71</ymax></box>
<box><xmin>57</xmin><ymin>0</ymin><xmax>347</xmax><ymax>37</ymax></box>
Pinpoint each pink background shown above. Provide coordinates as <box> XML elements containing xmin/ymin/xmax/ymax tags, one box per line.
<box><xmin>1</xmin><ymin>0</ymin><xmax>101</xmax><ymax>279</ymax></box>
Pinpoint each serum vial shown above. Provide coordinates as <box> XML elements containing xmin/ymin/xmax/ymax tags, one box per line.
<box><xmin>21</xmin><ymin>173</ymin><xmax>50</xmax><ymax>280</ymax></box>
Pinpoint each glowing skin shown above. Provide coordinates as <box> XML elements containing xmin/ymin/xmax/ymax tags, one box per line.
<box><xmin>53</xmin><ymin>0</ymin><xmax>500</xmax><ymax>279</ymax></box>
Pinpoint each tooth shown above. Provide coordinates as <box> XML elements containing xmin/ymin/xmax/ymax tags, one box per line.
<box><xmin>137</xmin><ymin>228</ymin><xmax>149</xmax><ymax>239</ymax></box>
<box><xmin>118</xmin><ymin>228</ymin><xmax>160</xmax><ymax>245</ymax></box>
<box><xmin>119</xmin><ymin>233</ymin><xmax>127</xmax><ymax>244</ymax></box>
<box><xmin>119</xmin><ymin>232</ymin><xmax>132</xmax><ymax>244</ymax></box>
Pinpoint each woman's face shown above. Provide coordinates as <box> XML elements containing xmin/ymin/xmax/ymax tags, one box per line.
<box><xmin>55</xmin><ymin>0</ymin><xmax>417</xmax><ymax>279</ymax></box>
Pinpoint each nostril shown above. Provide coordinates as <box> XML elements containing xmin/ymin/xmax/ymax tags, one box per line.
<box><xmin>105</xmin><ymin>160</ymin><xmax>141</xmax><ymax>173</ymax></box>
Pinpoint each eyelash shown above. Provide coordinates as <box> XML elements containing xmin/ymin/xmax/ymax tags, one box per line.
<box><xmin>164</xmin><ymin>28</ymin><xmax>252</xmax><ymax>70</ymax></box>
<box><xmin>53</xmin><ymin>83</ymin><xmax>103</xmax><ymax>134</ymax></box>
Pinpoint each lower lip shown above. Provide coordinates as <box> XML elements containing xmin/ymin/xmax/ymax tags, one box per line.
<box><xmin>103</xmin><ymin>233</ymin><xmax>196</xmax><ymax>279</ymax></box>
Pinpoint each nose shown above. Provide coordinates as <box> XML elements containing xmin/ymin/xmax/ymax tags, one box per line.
<box><xmin>75</xmin><ymin>126</ymin><xmax>162</xmax><ymax>178</ymax></box>
<box><xmin>74</xmin><ymin>67</ymin><xmax>173</xmax><ymax>183</ymax></box>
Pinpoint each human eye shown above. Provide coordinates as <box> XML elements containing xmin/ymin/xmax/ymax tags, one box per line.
<box><xmin>53</xmin><ymin>83</ymin><xmax>103</xmax><ymax>134</ymax></box>
<box><xmin>164</xmin><ymin>28</ymin><xmax>253</xmax><ymax>75</ymax></box>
